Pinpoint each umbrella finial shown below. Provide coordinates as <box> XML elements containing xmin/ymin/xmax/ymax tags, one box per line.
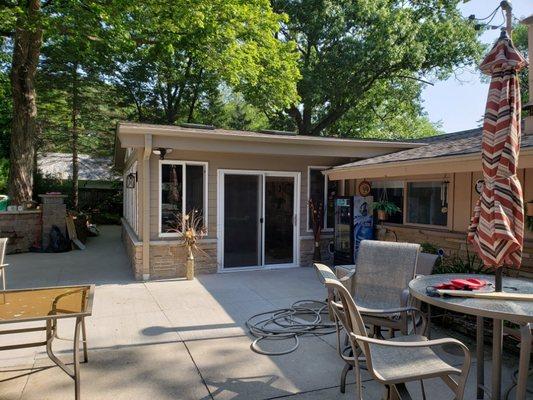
<box><xmin>499</xmin><ymin>28</ymin><xmax>509</xmax><ymax>40</ymax></box>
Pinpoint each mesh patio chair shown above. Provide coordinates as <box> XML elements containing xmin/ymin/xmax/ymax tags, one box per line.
<box><xmin>315</xmin><ymin>261</ymin><xmax>428</xmax><ymax>393</ymax></box>
<box><xmin>341</xmin><ymin>240</ymin><xmax>424</xmax><ymax>338</ymax></box>
<box><xmin>318</xmin><ymin>264</ymin><xmax>471</xmax><ymax>400</ymax></box>
<box><xmin>0</xmin><ymin>238</ymin><xmax>7</xmax><ymax>290</ymax></box>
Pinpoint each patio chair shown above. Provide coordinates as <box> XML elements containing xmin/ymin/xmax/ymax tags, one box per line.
<box><xmin>339</xmin><ymin>240</ymin><xmax>424</xmax><ymax>338</ymax></box>
<box><xmin>322</xmin><ymin>265</ymin><xmax>471</xmax><ymax>400</ymax></box>
<box><xmin>0</xmin><ymin>238</ymin><xmax>7</xmax><ymax>290</ymax></box>
<box><xmin>315</xmin><ymin>261</ymin><xmax>428</xmax><ymax>394</ymax></box>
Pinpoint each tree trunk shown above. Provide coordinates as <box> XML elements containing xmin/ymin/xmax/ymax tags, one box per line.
<box><xmin>8</xmin><ymin>0</ymin><xmax>43</xmax><ymax>204</ymax></box>
<box><xmin>71</xmin><ymin>63</ymin><xmax>80</xmax><ymax>210</ymax></box>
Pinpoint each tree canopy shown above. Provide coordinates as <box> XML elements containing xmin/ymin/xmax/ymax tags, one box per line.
<box><xmin>271</xmin><ymin>0</ymin><xmax>483</xmax><ymax>137</ymax></box>
<box><xmin>0</xmin><ymin>0</ymin><xmax>494</xmax><ymax>202</ymax></box>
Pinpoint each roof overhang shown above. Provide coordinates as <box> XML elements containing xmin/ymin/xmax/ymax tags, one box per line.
<box><xmin>115</xmin><ymin>122</ymin><xmax>424</xmax><ymax>159</ymax></box>
<box><xmin>326</xmin><ymin>148</ymin><xmax>533</xmax><ymax>180</ymax></box>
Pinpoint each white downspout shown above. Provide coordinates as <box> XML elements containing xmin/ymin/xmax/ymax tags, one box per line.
<box><xmin>142</xmin><ymin>134</ymin><xmax>152</xmax><ymax>280</ymax></box>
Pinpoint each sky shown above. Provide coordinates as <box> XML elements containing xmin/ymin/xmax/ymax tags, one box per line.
<box><xmin>421</xmin><ymin>0</ymin><xmax>531</xmax><ymax>133</ymax></box>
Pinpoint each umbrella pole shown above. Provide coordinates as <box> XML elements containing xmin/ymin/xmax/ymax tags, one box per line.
<box><xmin>495</xmin><ymin>268</ymin><xmax>503</xmax><ymax>292</ymax></box>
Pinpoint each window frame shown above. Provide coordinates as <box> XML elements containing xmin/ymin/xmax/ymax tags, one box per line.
<box><xmin>403</xmin><ymin>178</ymin><xmax>452</xmax><ymax>229</ymax></box>
<box><xmin>307</xmin><ymin>166</ymin><xmax>336</xmax><ymax>232</ymax></box>
<box><xmin>159</xmin><ymin>159</ymin><xmax>209</xmax><ymax>238</ymax></box>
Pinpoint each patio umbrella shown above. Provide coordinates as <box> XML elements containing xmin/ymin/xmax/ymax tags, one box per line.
<box><xmin>467</xmin><ymin>29</ymin><xmax>527</xmax><ymax>291</ymax></box>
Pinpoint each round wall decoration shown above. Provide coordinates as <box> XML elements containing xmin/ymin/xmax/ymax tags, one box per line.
<box><xmin>475</xmin><ymin>179</ymin><xmax>484</xmax><ymax>195</ymax></box>
<box><xmin>358</xmin><ymin>180</ymin><xmax>371</xmax><ymax>196</ymax></box>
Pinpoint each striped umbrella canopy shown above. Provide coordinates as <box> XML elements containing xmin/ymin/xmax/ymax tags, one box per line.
<box><xmin>468</xmin><ymin>30</ymin><xmax>527</xmax><ymax>269</ymax></box>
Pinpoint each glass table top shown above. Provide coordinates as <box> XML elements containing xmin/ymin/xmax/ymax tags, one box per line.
<box><xmin>0</xmin><ymin>286</ymin><xmax>93</xmax><ymax>323</ymax></box>
<box><xmin>409</xmin><ymin>274</ymin><xmax>533</xmax><ymax>324</ymax></box>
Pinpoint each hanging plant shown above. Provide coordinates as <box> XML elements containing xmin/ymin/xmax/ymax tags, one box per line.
<box><xmin>374</xmin><ymin>200</ymin><xmax>401</xmax><ymax>221</ymax></box>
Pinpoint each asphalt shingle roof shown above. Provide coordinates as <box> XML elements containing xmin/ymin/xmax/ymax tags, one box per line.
<box><xmin>331</xmin><ymin>128</ymin><xmax>533</xmax><ymax>170</ymax></box>
<box><xmin>38</xmin><ymin>153</ymin><xmax>119</xmax><ymax>181</ymax></box>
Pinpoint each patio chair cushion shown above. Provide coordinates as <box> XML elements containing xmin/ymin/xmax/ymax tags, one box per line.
<box><xmin>369</xmin><ymin>334</ymin><xmax>461</xmax><ymax>384</ymax></box>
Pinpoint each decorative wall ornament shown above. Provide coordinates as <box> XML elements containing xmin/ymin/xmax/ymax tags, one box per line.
<box><xmin>358</xmin><ymin>180</ymin><xmax>371</xmax><ymax>196</ymax></box>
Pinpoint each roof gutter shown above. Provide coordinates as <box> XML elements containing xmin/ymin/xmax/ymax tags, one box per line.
<box><xmin>325</xmin><ymin>148</ymin><xmax>533</xmax><ymax>180</ymax></box>
<box><xmin>118</xmin><ymin>123</ymin><xmax>425</xmax><ymax>149</ymax></box>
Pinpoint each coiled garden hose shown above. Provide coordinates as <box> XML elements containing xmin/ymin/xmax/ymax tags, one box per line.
<box><xmin>246</xmin><ymin>300</ymin><xmax>336</xmax><ymax>356</ymax></box>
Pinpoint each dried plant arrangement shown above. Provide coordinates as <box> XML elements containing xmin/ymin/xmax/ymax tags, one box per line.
<box><xmin>168</xmin><ymin>209</ymin><xmax>208</xmax><ymax>280</ymax></box>
<box><xmin>309</xmin><ymin>199</ymin><xmax>323</xmax><ymax>262</ymax></box>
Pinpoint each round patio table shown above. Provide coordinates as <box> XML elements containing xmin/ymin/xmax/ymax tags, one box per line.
<box><xmin>409</xmin><ymin>274</ymin><xmax>533</xmax><ymax>400</ymax></box>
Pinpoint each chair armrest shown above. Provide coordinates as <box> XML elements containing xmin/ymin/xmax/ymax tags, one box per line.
<box><xmin>401</xmin><ymin>288</ymin><xmax>410</xmax><ymax>307</ymax></box>
<box><xmin>350</xmin><ymin>333</ymin><xmax>469</xmax><ymax>355</ymax></box>
<box><xmin>358</xmin><ymin>305</ymin><xmax>421</xmax><ymax>316</ymax></box>
<box><xmin>0</xmin><ymin>263</ymin><xmax>7</xmax><ymax>269</ymax></box>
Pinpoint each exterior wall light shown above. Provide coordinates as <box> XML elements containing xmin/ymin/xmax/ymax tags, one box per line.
<box><xmin>126</xmin><ymin>172</ymin><xmax>137</xmax><ymax>189</ymax></box>
<box><xmin>153</xmin><ymin>147</ymin><xmax>173</xmax><ymax>160</ymax></box>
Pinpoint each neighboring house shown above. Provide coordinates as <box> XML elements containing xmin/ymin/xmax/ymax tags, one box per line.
<box><xmin>114</xmin><ymin>122</ymin><xmax>422</xmax><ymax>280</ymax></box>
<box><xmin>326</xmin><ymin>128</ymin><xmax>533</xmax><ymax>278</ymax></box>
<box><xmin>38</xmin><ymin>153</ymin><xmax>119</xmax><ymax>190</ymax></box>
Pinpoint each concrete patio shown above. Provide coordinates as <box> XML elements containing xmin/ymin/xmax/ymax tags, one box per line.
<box><xmin>0</xmin><ymin>226</ymin><xmax>522</xmax><ymax>399</ymax></box>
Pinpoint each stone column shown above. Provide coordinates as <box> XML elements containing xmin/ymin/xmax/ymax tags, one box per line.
<box><xmin>39</xmin><ymin>194</ymin><xmax>67</xmax><ymax>250</ymax></box>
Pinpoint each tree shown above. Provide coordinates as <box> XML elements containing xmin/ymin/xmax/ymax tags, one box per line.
<box><xmin>37</xmin><ymin>2</ymin><xmax>123</xmax><ymax>209</ymax></box>
<box><xmin>2</xmin><ymin>0</ymin><xmax>42</xmax><ymax>204</ymax></box>
<box><xmin>512</xmin><ymin>23</ymin><xmax>528</xmax><ymax>107</ymax></box>
<box><xmin>272</xmin><ymin>0</ymin><xmax>482</xmax><ymax>137</ymax></box>
<box><xmin>109</xmin><ymin>0</ymin><xmax>300</xmax><ymax>125</ymax></box>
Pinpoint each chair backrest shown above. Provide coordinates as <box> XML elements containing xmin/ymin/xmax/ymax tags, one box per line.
<box><xmin>0</xmin><ymin>238</ymin><xmax>7</xmax><ymax>266</ymax></box>
<box><xmin>315</xmin><ymin>264</ymin><xmax>371</xmax><ymax>358</ymax></box>
<box><xmin>353</xmin><ymin>240</ymin><xmax>420</xmax><ymax>309</ymax></box>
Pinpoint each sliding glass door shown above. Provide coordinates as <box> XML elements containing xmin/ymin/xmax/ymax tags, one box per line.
<box><xmin>221</xmin><ymin>171</ymin><xmax>298</xmax><ymax>270</ymax></box>
<box><xmin>223</xmin><ymin>174</ymin><xmax>262</xmax><ymax>268</ymax></box>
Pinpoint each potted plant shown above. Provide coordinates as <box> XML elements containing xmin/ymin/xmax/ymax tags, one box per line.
<box><xmin>309</xmin><ymin>199</ymin><xmax>323</xmax><ymax>262</ymax></box>
<box><xmin>374</xmin><ymin>200</ymin><xmax>401</xmax><ymax>221</ymax></box>
<box><xmin>168</xmin><ymin>210</ymin><xmax>207</xmax><ymax>280</ymax></box>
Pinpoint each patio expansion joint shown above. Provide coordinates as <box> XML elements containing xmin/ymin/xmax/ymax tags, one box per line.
<box><xmin>142</xmin><ymin>281</ymin><xmax>215</xmax><ymax>400</ymax></box>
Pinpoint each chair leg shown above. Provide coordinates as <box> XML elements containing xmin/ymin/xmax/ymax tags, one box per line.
<box><xmin>340</xmin><ymin>362</ymin><xmax>352</xmax><ymax>393</ymax></box>
<box><xmin>1</xmin><ymin>269</ymin><xmax>5</xmax><ymax>291</ymax></box>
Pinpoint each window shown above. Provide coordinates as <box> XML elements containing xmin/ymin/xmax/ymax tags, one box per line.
<box><xmin>370</xmin><ymin>181</ymin><xmax>404</xmax><ymax>224</ymax></box>
<box><xmin>406</xmin><ymin>181</ymin><xmax>448</xmax><ymax>226</ymax></box>
<box><xmin>160</xmin><ymin>161</ymin><xmax>207</xmax><ymax>235</ymax></box>
<box><xmin>308</xmin><ymin>167</ymin><xmax>339</xmax><ymax>230</ymax></box>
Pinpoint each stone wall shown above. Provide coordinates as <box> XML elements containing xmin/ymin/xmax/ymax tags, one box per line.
<box><xmin>0</xmin><ymin>211</ymin><xmax>42</xmax><ymax>254</ymax></box>
<box><xmin>39</xmin><ymin>194</ymin><xmax>67</xmax><ymax>250</ymax></box>
<box><xmin>121</xmin><ymin>221</ymin><xmax>143</xmax><ymax>280</ymax></box>
<box><xmin>150</xmin><ymin>241</ymin><xmax>217</xmax><ymax>279</ymax></box>
<box><xmin>376</xmin><ymin>224</ymin><xmax>533</xmax><ymax>279</ymax></box>
<box><xmin>122</xmin><ymin>217</ymin><xmax>334</xmax><ymax>279</ymax></box>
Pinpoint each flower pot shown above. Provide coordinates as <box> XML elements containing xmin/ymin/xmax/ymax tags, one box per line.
<box><xmin>186</xmin><ymin>256</ymin><xmax>194</xmax><ymax>280</ymax></box>
<box><xmin>377</xmin><ymin>210</ymin><xmax>388</xmax><ymax>221</ymax></box>
<box><xmin>527</xmin><ymin>202</ymin><xmax>533</xmax><ymax>217</ymax></box>
<box><xmin>313</xmin><ymin>241</ymin><xmax>322</xmax><ymax>262</ymax></box>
